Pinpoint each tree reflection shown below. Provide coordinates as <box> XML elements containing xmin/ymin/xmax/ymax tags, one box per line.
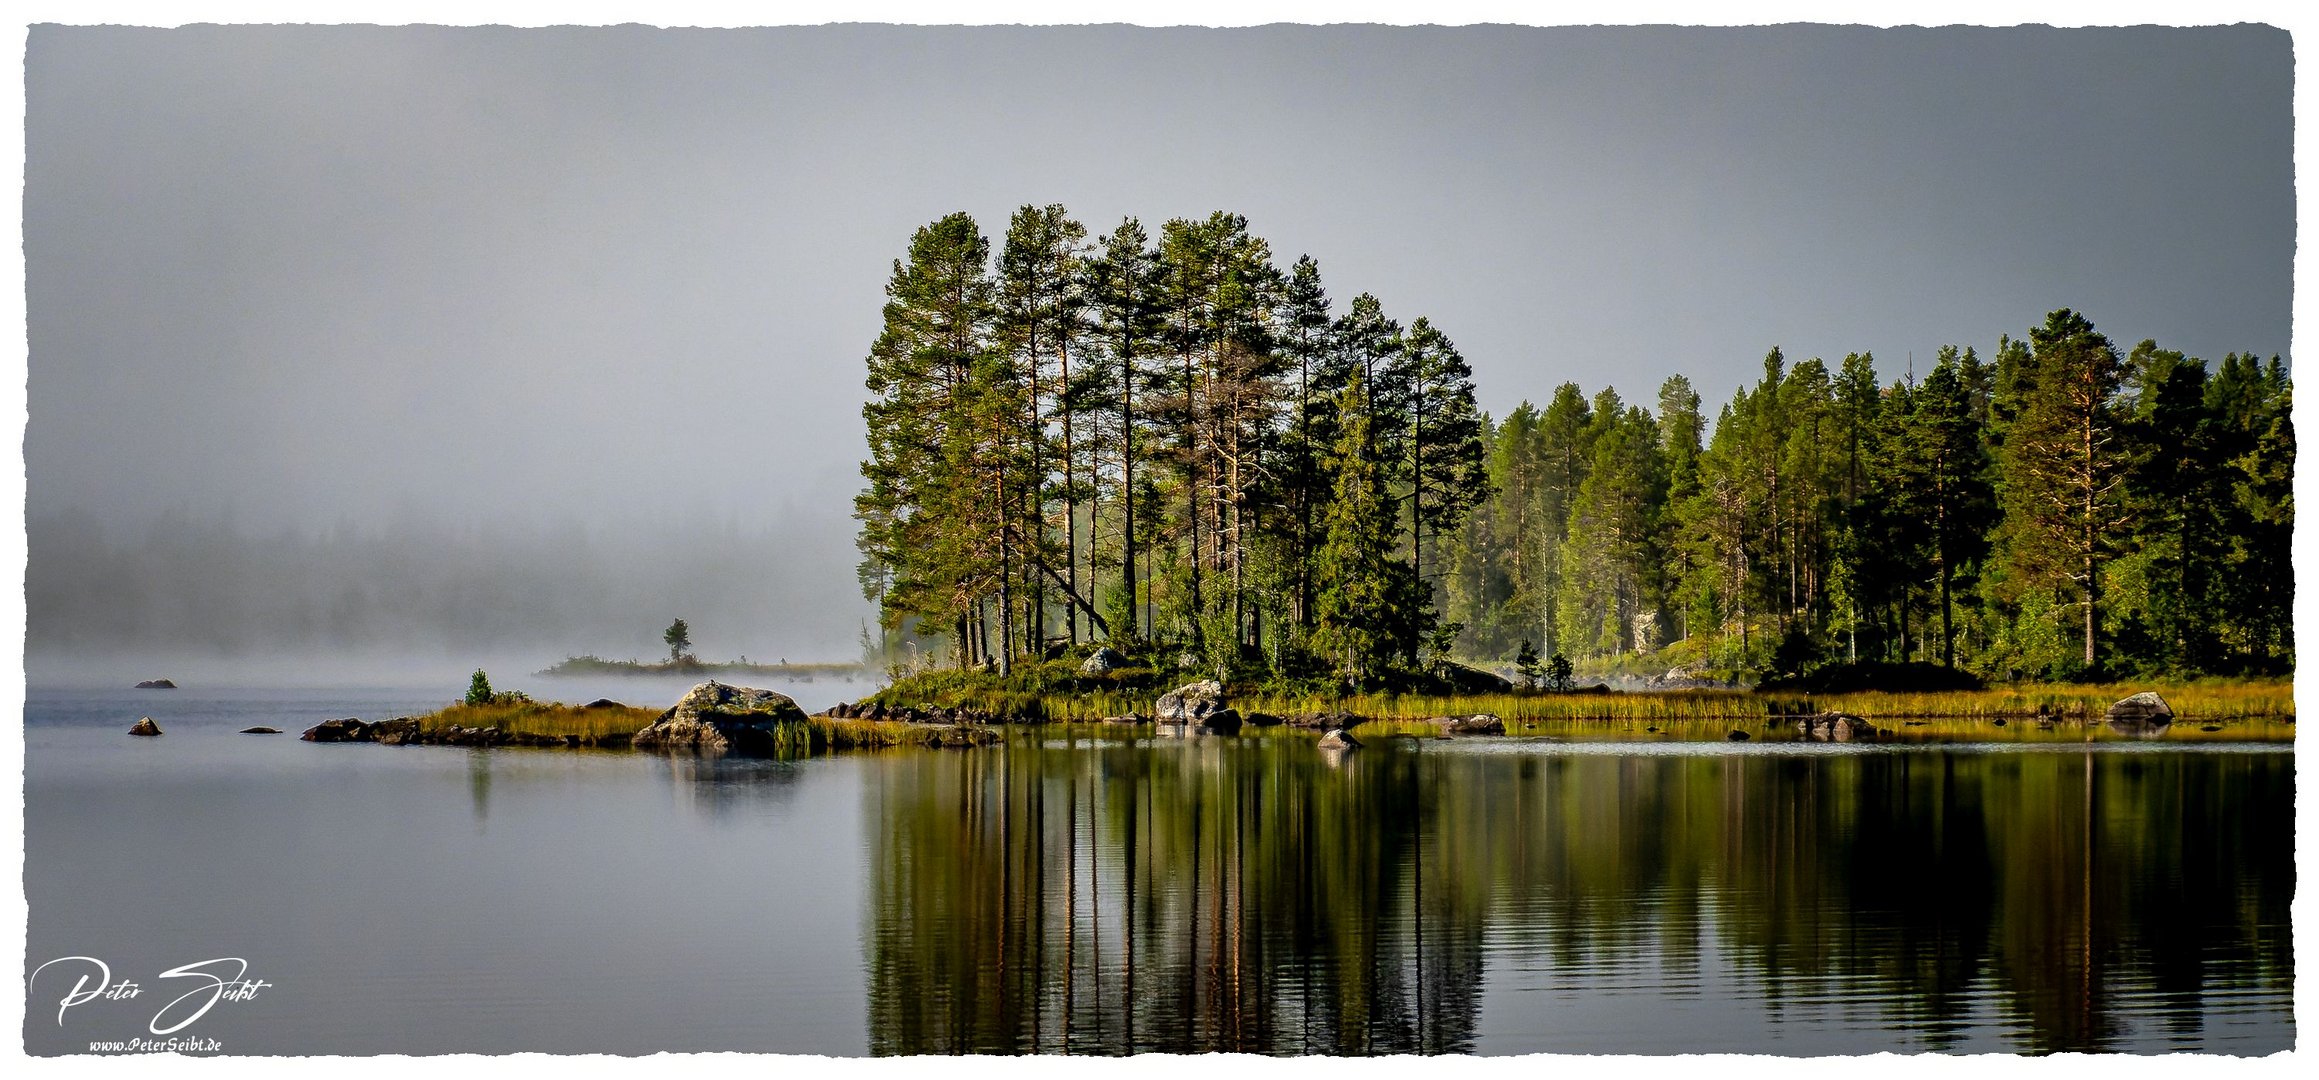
<box><xmin>864</xmin><ymin>737</ymin><xmax>2291</xmax><ymax>1055</ymax></box>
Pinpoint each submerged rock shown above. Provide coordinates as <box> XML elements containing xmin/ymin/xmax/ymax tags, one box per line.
<box><xmin>1437</xmin><ymin>713</ymin><xmax>1506</xmax><ymax>736</ymax></box>
<box><xmin>2106</xmin><ymin>691</ymin><xmax>2174</xmax><ymax>726</ymax></box>
<box><xmin>1155</xmin><ymin>680</ymin><xmax>1227</xmax><ymax>724</ymax></box>
<box><xmin>1796</xmin><ymin>712</ymin><xmax>1877</xmax><ymax>742</ymax></box>
<box><xmin>1080</xmin><ymin>647</ymin><xmax>1129</xmax><ymax>675</ymax></box>
<box><xmin>135</xmin><ymin>679</ymin><xmax>177</xmax><ymax>689</ymax></box>
<box><xmin>239</xmin><ymin>726</ymin><xmax>281</xmax><ymax>735</ymax></box>
<box><xmin>128</xmin><ymin>717</ymin><xmax>163</xmax><ymax>737</ymax></box>
<box><xmin>632</xmin><ymin>681</ymin><xmax>809</xmax><ymax>755</ymax></box>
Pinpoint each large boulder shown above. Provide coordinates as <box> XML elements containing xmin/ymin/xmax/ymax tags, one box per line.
<box><xmin>2106</xmin><ymin>692</ymin><xmax>2174</xmax><ymax>727</ymax></box>
<box><xmin>301</xmin><ymin>717</ymin><xmax>373</xmax><ymax>742</ymax></box>
<box><xmin>128</xmin><ymin>717</ymin><xmax>163</xmax><ymax>737</ymax></box>
<box><xmin>1155</xmin><ymin>680</ymin><xmax>1227</xmax><ymax>724</ymax></box>
<box><xmin>1080</xmin><ymin>648</ymin><xmax>1129</xmax><ymax>675</ymax></box>
<box><xmin>632</xmin><ymin>681</ymin><xmax>809</xmax><ymax>755</ymax></box>
<box><xmin>1436</xmin><ymin>663</ymin><xmax>1515</xmax><ymax>694</ymax></box>
<box><xmin>1797</xmin><ymin>712</ymin><xmax>1877</xmax><ymax>742</ymax></box>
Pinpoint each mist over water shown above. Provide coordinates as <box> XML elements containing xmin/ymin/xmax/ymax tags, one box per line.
<box><xmin>23</xmin><ymin>505</ymin><xmax>875</xmax><ymax>687</ymax></box>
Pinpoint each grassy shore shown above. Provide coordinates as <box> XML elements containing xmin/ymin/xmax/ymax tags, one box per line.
<box><xmin>869</xmin><ymin>667</ymin><xmax>2292</xmax><ymax>726</ymax></box>
<box><xmin>407</xmin><ymin>699</ymin><xmax>964</xmax><ymax>750</ymax></box>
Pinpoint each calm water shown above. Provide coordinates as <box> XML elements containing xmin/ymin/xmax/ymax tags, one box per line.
<box><xmin>22</xmin><ymin>686</ymin><xmax>2295</xmax><ymax>1056</ymax></box>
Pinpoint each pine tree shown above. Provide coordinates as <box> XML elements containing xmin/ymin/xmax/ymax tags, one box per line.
<box><xmin>1998</xmin><ymin>309</ymin><xmax>2126</xmax><ymax>674</ymax></box>
<box><xmin>1312</xmin><ymin>375</ymin><xmax>1399</xmax><ymax>687</ymax></box>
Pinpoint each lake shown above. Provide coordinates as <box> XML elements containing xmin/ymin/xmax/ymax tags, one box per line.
<box><xmin>22</xmin><ymin>684</ymin><xmax>2294</xmax><ymax>1056</ymax></box>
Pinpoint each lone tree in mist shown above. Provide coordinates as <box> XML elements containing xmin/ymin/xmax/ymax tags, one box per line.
<box><xmin>664</xmin><ymin>618</ymin><xmax>692</xmax><ymax>663</ymax></box>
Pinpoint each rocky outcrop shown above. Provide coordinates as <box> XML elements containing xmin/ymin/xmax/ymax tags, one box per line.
<box><xmin>128</xmin><ymin>717</ymin><xmax>163</xmax><ymax>736</ymax></box>
<box><xmin>135</xmin><ymin>679</ymin><xmax>177</xmax><ymax>689</ymax></box>
<box><xmin>2106</xmin><ymin>692</ymin><xmax>2174</xmax><ymax>727</ymax></box>
<box><xmin>1436</xmin><ymin>713</ymin><xmax>1506</xmax><ymax>736</ymax></box>
<box><xmin>1796</xmin><ymin>712</ymin><xmax>1878</xmax><ymax>742</ymax></box>
<box><xmin>1244</xmin><ymin>712</ymin><xmax>1283</xmax><ymax>727</ymax></box>
<box><xmin>1317</xmin><ymin>728</ymin><xmax>1362</xmax><ymax>751</ymax></box>
<box><xmin>371</xmin><ymin>718</ymin><xmax>422</xmax><ymax>745</ymax></box>
<box><xmin>1155</xmin><ymin>680</ymin><xmax>1227</xmax><ymax>724</ymax></box>
<box><xmin>581</xmin><ymin>698</ymin><xmax>627</xmax><ymax>709</ymax></box>
<box><xmin>1285</xmin><ymin>711</ymin><xmax>1362</xmax><ymax>730</ymax></box>
<box><xmin>239</xmin><ymin>726</ymin><xmax>281</xmax><ymax>735</ymax></box>
<box><xmin>1435</xmin><ymin>663</ymin><xmax>1515</xmax><ymax>694</ymax></box>
<box><xmin>631</xmin><ymin>681</ymin><xmax>809</xmax><ymax>754</ymax></box>
<box><xmin>302</xmin><ymin>717</ymin><xmax>371</xmax><ymax>742</ymax></box>
<box><xmin>1080</xmin><ymin>648</ymin><xmax>1129</xmax><ymax>675</ymax></box>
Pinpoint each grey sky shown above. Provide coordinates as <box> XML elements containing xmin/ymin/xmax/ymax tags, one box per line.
<box><xmin>22</xmin><ymin>23</ymin><xmax>2293</xmax><ymax>659</ymax></box>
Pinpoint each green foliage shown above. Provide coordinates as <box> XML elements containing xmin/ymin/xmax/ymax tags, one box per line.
<box><xmin>467</xmin><ymin>668</ymin><xmax>492</xmax><ymax>706</ymax></box>
<box><xmin>663</xmin><ymin>617</ymin><xmax>692</xmax><ymax>662</ymax></box>
<box><xmin>854</xmin><ymin>209</ymin><xmax>2290</xmax><ymax>687</ymax></box>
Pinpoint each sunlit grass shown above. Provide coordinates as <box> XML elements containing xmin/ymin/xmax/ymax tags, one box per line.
<box><xmin>415</xmin><ymin>701</ymin><xmax>660</xmax><ymax>741</ymax></box>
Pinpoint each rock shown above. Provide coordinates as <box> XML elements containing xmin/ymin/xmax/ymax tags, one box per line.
<box><xmin>301</xmin><ymin>718</ymin><xmax>372</xmax><ymax>742</ymax></box>
<box><xmin>581</xmin><ymin>698</ymin><xmax>626</xmax><ymax>710</ymax></box>
<box><xmin>1796</xmin><ymin>712</ymin><xmax>1877</xmax><ymax>742</ymax></box>
<box><xmin>1100</xmin><ymin>713</ymin><xmax>1151</xmax><ymax>725</ymax></box>
<box><xmin>926</xmin><ymin>725</ymin><xmax>1002</xmax><ymax>748</ymax></box>
<box><xmin>1435</xmin><ymin>663</ymin><xmax>1515</xmax><ymax>694</ymax></box>
<box><xmin>1244</xmin><ymin>711</ymin><xmax>1284</xmax><ymax>727</ymax></box>
<box><xmin>371</xmin><ymin>718</ymin><xmax>421</xmax><ymax>745</ymax></box>
<box><xmin>1725</xmin><ymin>729</ymin><xmax>1750</xmax><ymax>742</ymax></box>
<box><xmin>1199</xmin><ymin>708</ymin><xmax>1243</xmax><ymax>735</ymax></box>
<box><xmin>128</xmin><ymin>717</ymin><xmax>163</xmax><ymax>736</ymax></box>
<box><xmin>2200</xmin><ymin>724</ymin><xmax>2222</xmax><ymax>732</ymax></box>
<box><xmin>1155</xmin><ymin>680</ymin><xmax>1227</xmax><ymax>724</ymax></box>
<box><xmin>2106</xmin><ymin>692</ymin><xmax>2174</xmax><ymax>727</ymax></box>
<box><xmin>239</xmin><ymin>726</ymin><xmax>280</xmax><ymax>735</ymax></box>
<box><xmin>1080</xmin><ymin>647</ymin><xmax>1129</xmax><ymax>675</ymax></box>
<box><xmin>1317</xmin><ymin>728</ymin><xmax>1362</xmax><ymax>751</ymax></box>
<box><xmin>632</xmin><ymin>681</ymin><xmax>809</xmax><ymax>755</ymax></box>
<box><xmin>135</xmin><ymin>679</ymin><xmax>177</xmax><ymax>689</ymax></box>
<box><xmin>1286</xmin><ymin>711</ymin><xmax>1360</xmax><ymax>730</ymax></box>
<box><xmin>1438</xmin><ymin>713</ymin><xmax>1506</xmax><ymax>736</ymax></box>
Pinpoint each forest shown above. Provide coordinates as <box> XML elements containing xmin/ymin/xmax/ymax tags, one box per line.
<box><xmin>855</xmin><ymin>206</ymin><xmax>2293</xmax><ymax>688</ymax></box>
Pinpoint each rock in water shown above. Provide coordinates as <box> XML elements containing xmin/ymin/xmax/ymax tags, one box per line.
<box><xmin>1725</xmin><ymin>729</ymin><xmax>1751</xmax><ymax>742</ymax></box>
<box><xmin>1155</xmin><ymin>680</ymin><xmax>1227</xmax><ymax>724</ymax></box>
<box><xmin>135</xmin><ymin>679</ymin><xmax>177</xmax><ymax>689</ymax></box>
<box><xmin>1438</xmin><ymin>713</ymin><xmax>1506</xmax><ymax>736</ymax></box>
<box><xmin>239</xmin><ymin>726</ymin><xmax>281</xmax><ymax>735</ymax></box>
<box><xmin>1079</xmin><ymin>647</ymin><xmax>1129</xmax><ymax>675</ymax></box>
<box><xmin>301</xmin><ymin>718</ymin><xmax>374</xmax><ymax>742</ymax></box>
<box><xmin>632</xmin><ymin>681</ymin><xmax>809</xmax><ymax>755</ymax></box>
<box><xmin>2106</xmin><ymin>692</ymin><xmax>2174</xmax><ymax>726</ymax></box>
<box><xmin>1796</xmin><ymin>712</ymin><xmax>1877</xmax><ymax>742</ymax></box>
<box><xmin>1317</xmin><ymin>728</ymin><xmax>1362</xmax><ymax>751</ymax></box>
<box><xmin>128</xmin><ymin>717</ymin><xmax>163</xmax><ymax>736</ymax></box>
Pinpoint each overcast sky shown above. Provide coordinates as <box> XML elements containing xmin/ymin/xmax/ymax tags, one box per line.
<box><xmin>22</xmin><ymin>22</ymin><xmax>2293</xmax><ymax>653</ymax></box>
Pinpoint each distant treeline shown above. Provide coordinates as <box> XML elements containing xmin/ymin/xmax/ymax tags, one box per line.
<box><xmin>857</xmin><ymin>205</ymin><xmax>2292</xmax><ymax>684</ymax></box>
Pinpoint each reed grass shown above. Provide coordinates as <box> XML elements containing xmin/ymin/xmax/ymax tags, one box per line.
<box><xmin>414</xmin><ymin>701</ymin><xmax>661</xmax><ymax>740</ymax></box>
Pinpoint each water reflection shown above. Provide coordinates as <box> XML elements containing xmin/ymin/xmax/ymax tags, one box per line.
<box><xmin>864</xmin><ymin>735</ymin><xmax>2291</xmax><ymax>1055</ymax></box>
